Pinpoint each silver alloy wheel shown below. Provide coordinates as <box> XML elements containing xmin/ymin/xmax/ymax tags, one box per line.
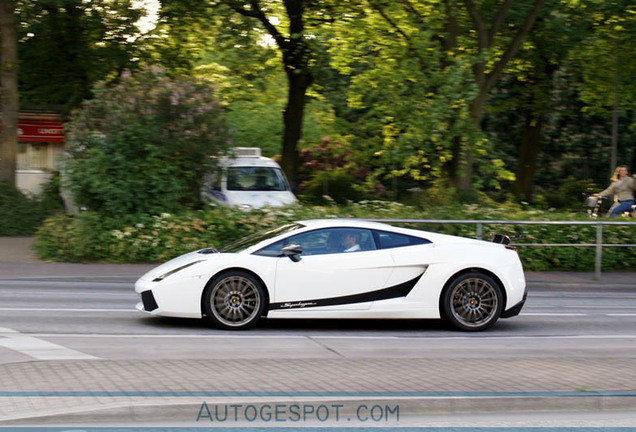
<box><xmin>449</xmin><ymin>276</ymin><xmax>499</xmax><ymax>328</ymax></box>
<box><xmin>209</xmin><ymin>275</ymin><xmax>261</xmax><ymax>328</ymax></box>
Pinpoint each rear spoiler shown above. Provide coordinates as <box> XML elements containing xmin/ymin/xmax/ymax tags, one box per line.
<box><xmin>491</xmin><ymin>234</ymin><xmax>511</xmax><ymax>245</ymax></box>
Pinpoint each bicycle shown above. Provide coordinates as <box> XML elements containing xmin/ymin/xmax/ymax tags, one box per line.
<box><xmin>585</xmin><ymin>195</ymin><xmax>635</xmax><ymax>218</ymax></box>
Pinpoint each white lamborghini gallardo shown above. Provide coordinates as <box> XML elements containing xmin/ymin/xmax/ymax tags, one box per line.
<box><xmin>135</xmin><ymin>219</ymin><xmax>526</xmax><ymax>331</ymax></box>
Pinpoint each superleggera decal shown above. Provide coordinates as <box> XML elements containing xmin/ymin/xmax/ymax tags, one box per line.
<box><xmin>269</xmin><ymin>274</ymin><xmax>423</xmax><ymax>310</ymax></box>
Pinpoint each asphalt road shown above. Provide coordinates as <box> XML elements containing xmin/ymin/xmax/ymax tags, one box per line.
<box><xmin>0</xmin><ymin>277</ymin><xmax>635</xmax><ymax>362</ymax></box>
<box><xmin>1</xmin><ymin>276</ymin><xmax>635</xmax><ymax>429</ymax></box>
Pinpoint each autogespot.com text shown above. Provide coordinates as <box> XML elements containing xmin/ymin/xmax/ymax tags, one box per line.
<box><xmin>196</xmin><ymin>401</ymin><xmax>400</xmax><ymax>424</ymax></box>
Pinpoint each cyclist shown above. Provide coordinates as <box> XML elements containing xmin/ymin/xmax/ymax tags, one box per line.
<box><xmin>594</xmin><ymin>165</ymin><xmax>636</xmax><ymax>217</ymax></box>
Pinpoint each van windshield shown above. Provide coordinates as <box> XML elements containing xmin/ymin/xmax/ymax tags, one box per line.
<box><xmin>227</xmin><ymin>167</ymin><xmax>289</xmax><ymax>192</ymax></box>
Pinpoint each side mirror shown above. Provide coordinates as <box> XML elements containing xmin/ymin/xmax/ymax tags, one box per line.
<box><xmin>282</xmin><ymin>244</ymin><xmax>303</xmax><ymax>262</ymax></box>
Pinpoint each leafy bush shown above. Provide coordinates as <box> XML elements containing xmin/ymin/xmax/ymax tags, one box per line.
<box><xmin>63</xmin><ymin>66</ymin><xmax>228</xmax><ymax>219</ymax></box>
<box><xmin>544</xmin><ymin>176</ymin><xmax>599</xmax><ymax>210</ymax></box>
<box><xmin>297</xmin><ymin>138</ymin><xmax>372</xmax><ymax>203</ymax></box>
<box><xmin>34</xmin><ymin>206</ymin><xmax>321</xmax><ymax>263</ymax></box>
<box><xmin>33</xmin><ymin>200</ymin><xmax>636</xmax><ymax>271</ymax></box>
<box><xmin>0</xmin><ymin>182</ymin><xmax>60</xmax><ymax>236</ymax></box>
<box><xmin>299</xmin><ymin>169</ymin><xmax>363</xmax><ymax>204</ymax></box>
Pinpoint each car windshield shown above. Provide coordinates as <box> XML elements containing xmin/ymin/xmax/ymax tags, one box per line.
<box><xmin>227</xmin><ymin>167</ymin><xmax>290</xmax><ymax>191</ymax></box>
<box><xmin>219</xmin><ymin>223</ymin><xmax>304</xmax><ymax>253</ymax></box>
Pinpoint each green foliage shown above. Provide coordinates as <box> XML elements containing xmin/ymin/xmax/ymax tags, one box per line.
<box><xmin>296</xmin><ymin>138</ymin><xmax>370</xmax><ymax>203</ymax></box>
<box><xmin>33</xmin><ymin>200</ymin><xmax>636</xmax><ymax>272</ymax></box>
<box><xmin>544</xmin><ymin>177</ymin><xmax>598</xmax><ymax>210</ymax></box>
<box><xmin>63</xmin><ymin>66</ymin><xmax>229</xmax><ymax>219</ymax></box>
<box><xmin>194</xmin><ymin>27</ymin><xmax>338</xmax><ymax>157</ymax></box>
<box><xmin>577</xmin><ymin>0</ymin><xmax>636</xmax><ymax>118</ymax></box>
<box><xmin>17</xmin><ymin>0</ymin><xmax>144</xmax><ymax>112</ymax></box>
<box><xmin>0</xmin><ymin>182</ymin><xmax>60</xmax><ymax>236</ymax></box>
<box><xmin>326</xmin><ymin>1</ymin><xmax>477</xmax><ymax>188</ymax></box>
<box><xmin>299</xmin><ymin>169</ymin><xmax>363</xmax><ymax>205</ymax></box>
<box><xmin>13</xmin><ymin>0</ymin><xmax>636</xmax><ymax>215</ymax></box>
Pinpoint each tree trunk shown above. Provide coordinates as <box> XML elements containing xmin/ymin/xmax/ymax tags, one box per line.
<box><xmin>281</xmin><ymin>72</ymin><xmax>310</xmax><ymax>189</ymax></box>
<box><xmin>228</xmin><ymin>0</ymin><xmax>312</xmax><ymax>188</ymax></box>
<box><xmin>512</xmin><ymin>113</ymin><xmax>544</xmax><ymax>201</ymax></box>
<box><xmin>511</xmin><ymin>47</ymin><xmax>556</xmax><ymax>201</ymax></box>
<box><xmin>0</xmin><ymin>0</ymin><xmax>18</xmax><ymax>186</ymax></box>
<box><xmin>278</xmin><ymin>0</ymin><xmax>311</xmax><ymax>188</ymax></box>
<box><xmin>442</xmin><ymin>0</ymin><xmax>462</xmax><ymax>187</ymax></box>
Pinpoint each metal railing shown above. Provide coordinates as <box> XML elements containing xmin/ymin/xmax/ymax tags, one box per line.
<box><xmin>367</xmin><ymin>219</ymin><xmax>636</xmax><ymax>279</ymax></box>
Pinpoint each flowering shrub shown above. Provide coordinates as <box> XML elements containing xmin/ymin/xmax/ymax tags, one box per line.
<box><xmin>296</xmin><ymin>138</ymin><xmax>371</xmax><ymax>203</ymax></box>
<box><xmin>63</xmin><ymin>66</ymin><xmax>228</xmax><ymax>218</ymax></box>
<box><xmin>33</xmin><ymin>202</ymin><xmax>636</xmax><ymax>271</ymax></box>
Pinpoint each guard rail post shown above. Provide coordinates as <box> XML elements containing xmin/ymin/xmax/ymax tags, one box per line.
<box><xmin>595</xmin><ymin>222</ymin><xmax>603</xmax><ymax>280</ymax></box>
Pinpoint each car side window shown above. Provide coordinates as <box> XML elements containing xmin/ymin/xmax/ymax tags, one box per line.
<box><xmin>373</xmin><ymin>230</ymin><xmax>431</xmax><ymax>249</ymax></box>
<box><xmin>253</xmin><ymin>228</ymin><xmax>377</xmax><ymax>257</ymax></box>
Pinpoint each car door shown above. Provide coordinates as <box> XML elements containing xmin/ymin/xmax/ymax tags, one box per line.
<box><xmin>268</xmin><ymin>228</ymin><xmax>395</xmax><ymax>311</ymax></box>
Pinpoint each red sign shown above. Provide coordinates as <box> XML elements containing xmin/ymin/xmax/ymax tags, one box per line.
<box><xmin>17</xmin><ymin>115</ymin><xmax>64</xmax><ymax>143</ymax></box>
<box><xmin>0</xmin><ymin>114</ymin><xmax>65</xmax><ymax>143</ymax></box>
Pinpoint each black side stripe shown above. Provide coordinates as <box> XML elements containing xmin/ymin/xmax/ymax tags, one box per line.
<box><xmin>269</xmin><ymin>274</ymin><xmax>424</xmax><ymax>310</ymax></box>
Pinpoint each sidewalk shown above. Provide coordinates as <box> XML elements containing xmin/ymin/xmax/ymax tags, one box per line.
<box><xmin>1</xmin><ymin>357</ymin><xmax>635</xmax><ymax>425</ymax></box>
<box><xmin>1</xmin><ymin>236</ymin><xmax>634</xmax><ymax>290</ymax></box>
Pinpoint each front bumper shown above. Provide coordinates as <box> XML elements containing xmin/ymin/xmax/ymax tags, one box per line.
<box><xmin>134</xmin><ymin>277</ymin><xmax>204</xmax><ymax>319</ymax></box>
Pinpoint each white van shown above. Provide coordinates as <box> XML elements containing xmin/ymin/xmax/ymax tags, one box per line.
<box><xmin>200</xmin><ymin>147</ymin><xmax>297</xmax><ymax>209</ymax></box>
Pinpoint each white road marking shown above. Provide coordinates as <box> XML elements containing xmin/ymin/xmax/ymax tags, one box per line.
<box><xmin>0</xmin><ymin>308</ymin><xmax>633</xmax><ymax>318</ymax></box>
<box><xmin>20</xmin><ymin>333</ymin><xmax>636</xmax><ymax>340</ymax></box>
<box><xmin>0</xmin><ymin>307</ymin><xmax>135</xmax><ymax>312</ymax></box>
<box><xmin>0</xmin><ymin>308</ymin><xmax>603</xmax><ymax>316</ymax></box>
<box><xmin>0</xmin><ymin>327</ymin><xmax>98</xmax><ymax>360</ymax></box>
<box><xmin>521</xmin><ymin>313</ymin><xmax>588</xmax><ymax>316</ymax></box>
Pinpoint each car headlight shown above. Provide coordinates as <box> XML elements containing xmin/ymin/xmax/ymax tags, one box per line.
<box><xmin>153</xmin><ymin>260</ymin><xmax>204</xmax><ymax>282</ymax></box>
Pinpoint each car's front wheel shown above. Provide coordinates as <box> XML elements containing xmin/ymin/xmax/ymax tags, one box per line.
<box><xmin>203</xmin><ymin>271</ymin><xmax>266</xmax><ymax>330</ymax></box>
<box><xmin>442</xmin><ymin>272</ymin><xmax>503</xmax><ymax>331</ymax></box>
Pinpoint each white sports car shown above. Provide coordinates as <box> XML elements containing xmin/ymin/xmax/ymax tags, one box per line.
<box><xmin>135</xmin><ymin>219</ymin><xmax>527</xmax><ymax>331</ymax></box>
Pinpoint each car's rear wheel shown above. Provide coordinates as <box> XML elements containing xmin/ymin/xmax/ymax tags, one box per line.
<box><xmin>442</xmin><ymin>272</ymin><xmax>503</xmax><ymax>331</ymax></box>
<box><xmin>204</xmin><ymin>271</ymin><xmax>266</xmax><ymax>330</ymax></box>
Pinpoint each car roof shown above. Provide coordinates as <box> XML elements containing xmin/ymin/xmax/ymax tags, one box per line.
<box><xmin>295</xmin><ymin>218</ymin><xmax>487</xmax><ymax>245</ymax></box>
<box><xmin>298</xmin><ymin>219</ymin><xmax>398</xmax><ymax>230</ymax></box>
<box><xmin>221</xmin><ymin>156</ymin><xmax>281</xmax><ymax>168</ymax></box>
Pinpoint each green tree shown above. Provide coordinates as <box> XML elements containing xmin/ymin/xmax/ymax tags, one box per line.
<box><xmin>219</xmin><ymin>0</ymin><xmax>317</xmax><ymax>187</ymax></box>
<box><xmin>144</xmin><ymin>0</ymin><xmax>215</xmax><ymax>77</ymax></box>
<box><xmin>194</xmin><ymin>21</ymin><xmax>287</xmax><ymax>156</ymax></box>
<box><xmin>499</xmin><ymin>0</ymin><xmax>582</xmax><ymax>200</ymax></box>
<box><xmin>17</xmin><ymin>0</ymin><xmax>145</xmax><ymax>112</ymax></box>
<box><xmin>577</xmin><ymin>0</ymin><xmax>636</xmax><ymax>175</ymax></box>
<box><xmin>484</xmin><ymin>0</ymin><xmax>636</xmax><ymax>201</ymax></box>
<box><xmin>455</xmin><ymin>0</ymin><xmax>545</xmax><ymax>190</ymax></box>
<box><xmin>329</xmin><ymin>0</ymin><xmax>544</xmax><ymax>192</ymax></box>
<box><xmin>193</xmin><ymin>20</ymin><xmax>338</xmax><ymax>158</ymax></box>
<box><xmin>156</xmin><ymin>0</ymin><xmax>343</xmax><ymax>187</ymax></box>
<box><xmin>64</xmin><ymin>67</ymin><xmax>229</xmax><ymax>218</ymax></box>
